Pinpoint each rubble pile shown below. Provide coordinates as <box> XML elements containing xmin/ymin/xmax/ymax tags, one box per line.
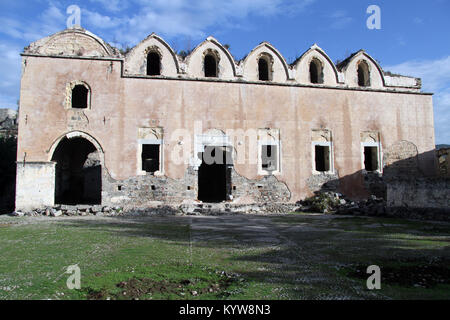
<box><xmin>10</xmin><ymin>205</ymin><xmax>125</xmax><ymax>217</ymax></box>
<box><xmin>297</xmin><ymin>192</ymin><xmax>387</xmax><ymax>216</ymax></box>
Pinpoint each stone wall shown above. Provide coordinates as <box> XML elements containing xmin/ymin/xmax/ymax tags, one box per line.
<box><xmin>387</xmin><ymin>177</ymin><xmax>450</xmax><ymax>211</ymax></box>
<box><xmin>101</xmin><ymin>167</ymin><xmax>291</xmax><ymax>210</ymax></box>
<box><xmin>15</xmin><ymin>162</ymin><xmax>56</xmax><ymax>211</ymax></box>
<box><xmin>437</xmin><ymin>148</ymin><xmax>450</xmax><ymax>177</ymax></box>
<box><xmin>0</xmin><ymin>108</ymin><xmax>18</xmax><ymax>137</ymax></box>
<box><xmin>16</xmin><ymin>29</ymin><xmax>436</xmax><ymax>209</ymax></box>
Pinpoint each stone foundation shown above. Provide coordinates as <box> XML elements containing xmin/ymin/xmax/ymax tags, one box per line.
<box><xmin>386</xmin><ymin>177</ymin><xmax>450</xmax><ymax>210</ymax></box>
<box><xmin>15</xmin><ymin>162</ymin><xmax>56</xmax><ymax>211</ymax></box>
<box><xmin>101</xmin><ymin>167</ymin><xmax>291</xmax><ymax>209</ymax></box>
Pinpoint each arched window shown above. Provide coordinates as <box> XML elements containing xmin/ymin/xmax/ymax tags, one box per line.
<box><xmin>147</xmin><ymin>51</ymin><xmax>161</xmax><ymax>76</ymax></box>
<box><xmin>72</xmin><ymin>85</ymin><xmax>89</xmax><ymax>109</ymax></box>
<box><xmin>358</xmin><ymin>61</ymin><xmax>370</xmax><ymax>87</ymax></box>
<box><xmin>204</xmin><ymin>54</ymin><xmax>218</xmax><ymax>77</ymax></box>
<box><xmin>309</xmin><ymin>58</ymin><xmax>324</xmax><ymax>84</ymax></box>
<box><xmin>258</xmin><ymin>57</ymin><xmax>270</xmax><ymax>81</ymax></box>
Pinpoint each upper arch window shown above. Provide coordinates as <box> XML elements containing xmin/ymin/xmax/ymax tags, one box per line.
<box><xmin>147</xmin><ymin>51</ymin><xmax>161</xmax><ymax>76</ymax></box>
<box><xmin>204</xmin><ymin>53</ymin><xmax>218</xmax><ymax>77</ymax></box>
<box><xmin>66</xmin><ymin>81</ymin><xmax>91</xmax><ymax>110</ymax></box>
<box><xmin>357</xmin><ymin>60</ymin><xmax>371</xmax><ymax>87</ymax></box>
<box><xmin>309</xmin><ymin>58</ymin><xmax>324</xmax><ymax>84</ymax></box>
<box><xmin>258</xmin><ymin>57</ymin><xmax>271</xmax><ymax>81</ymax></box>
<box><xmin>71</xmin><ymin>84</ymin><xmax>89</xmax><ymax>109</ymax></box>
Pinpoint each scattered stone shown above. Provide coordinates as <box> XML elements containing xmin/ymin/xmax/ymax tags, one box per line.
<box><xmin>52</xmin><ymin>210</ymin><xmax>63</xmax><ymax>217</ymax></box>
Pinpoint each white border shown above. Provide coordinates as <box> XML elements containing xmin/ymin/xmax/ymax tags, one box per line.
<box><xmin>137</xmin><ymin>138</ymin><xmax>164</xmax><ymax>176</ymax></box>
<box><xmin>311</xmin><ymin>141</ymin><xmax>335</xmax><ymax>174</ymax></box>
<box><xmin>360</xmin><ymin>141</ymin><xmax>383</xmax><ymax>173</ymax></box>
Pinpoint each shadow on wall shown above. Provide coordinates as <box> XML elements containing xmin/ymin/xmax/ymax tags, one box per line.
<box><xmin>315</xmin><ymin>146</ymin><xmax>448</xmax><ymax>209</ymax></box>
<box><xmin>0</xmin><ymin>136</ymin><xmax>17</xmax><ymax>214</ymax></box>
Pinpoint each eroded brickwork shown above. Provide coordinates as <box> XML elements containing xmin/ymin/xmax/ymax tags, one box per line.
<box><xmin>102</xmin><ymin>167</ymin><xmax>291</xmax><ymax>209</ymax></box>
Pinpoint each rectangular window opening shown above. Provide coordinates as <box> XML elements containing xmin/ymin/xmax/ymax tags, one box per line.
<box><xmin>261</xmin><ymin>145</ymin><xmax>278</xmax><ymax>172</ymax></box>
<box><xmin>142</xmin><ymin>144</ymin><xmax>160</xmax><ymax>174</ymax></box>
<box><xmin>364</xmin><ymin>146</ymin><xmax>379</xmax><ymax>172</ymax></box>
<box><xmin>315</xmin><ymin>145</ymin><xmax>330</xmax><ymax>172</ymax></box>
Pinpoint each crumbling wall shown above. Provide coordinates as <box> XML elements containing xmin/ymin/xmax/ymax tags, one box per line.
<box><xmin>307</xmin><ymin>172</ymin><xmax>340</xmax><ymax>193</ymax></box>
<box><xmin>102</xmin><ymin>166</ymin><xmax>197</xmax><ymax>207</ymax></box>
<box><xmin>231</xmin><ymin>169</ymin><xmax>291</xmax><ymax>203</ymax></box>
<box><xmin>387</xmin><ymin>177</ymin><xmax>450</xmax><ymax>211</ymax></box>
<box><xmin>0</xmin><ymin>108</ymin><xmax>18</xmax><ymax>137</ymax></box>
<box><xmin>101</xmin><ymin>166</ymin><xmax>291</xmax><ymax>209</ymax></box>
<box><xmin>437</xmin><ymin>148</ymin><xmax>450</xmax><ymax>177</ymax></box>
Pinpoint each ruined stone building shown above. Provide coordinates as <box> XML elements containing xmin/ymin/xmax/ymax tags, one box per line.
<box><xmin>0</xmin><ymin>109</ymin><xmax>18</xmax><ymax>138</ymax></box>
<box><xmin>15</xmin><ymin>28</ymin><xmax>437</xmax><ymax>211</ymax></box>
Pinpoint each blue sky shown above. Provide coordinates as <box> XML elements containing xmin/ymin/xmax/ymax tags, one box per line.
<box><xmin>0</xmin><ymin>0</ymin><xmax>449</xmax><ymax>144</ymax></box>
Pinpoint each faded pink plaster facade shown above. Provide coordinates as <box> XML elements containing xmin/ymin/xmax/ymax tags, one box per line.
<box><xmin>15</xmin><ymin>29</ymin><xmax>436</xmax><ymax>210</ymax></box>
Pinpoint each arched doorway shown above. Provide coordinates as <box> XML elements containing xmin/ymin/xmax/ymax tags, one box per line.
<box><xmin>51</xmin><ymin>136</ymin><xmax>102</xmax><ymax>205</ymax></box>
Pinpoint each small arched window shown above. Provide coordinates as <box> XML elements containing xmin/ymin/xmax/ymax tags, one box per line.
<box><xmin>72</xmin><ymin>85</ymin><xmax>89</xmax><ymax>109</ymax></box>
<box><xmin>147</xmin><ymin>51</ymin><xmax>161</xmax><ymax>76</ymax></box>
<box><xmin>258</xmin><ymin>57</ymin><xmax>270</xmax><ymax>81</ymax></box>
<box><xmin>309</xmin><ymin>58</ymin><xmax>324</xmax><ymax>84</ymax></box>
<box><xmin>357</xmin><ymin>61</ymin><xmax>370</xmax><ymax>87</ymax></box>
<box><xmin>204</xmin><ymin>54</ymin><xmax>218</xmax><ymax>77</ymax></box>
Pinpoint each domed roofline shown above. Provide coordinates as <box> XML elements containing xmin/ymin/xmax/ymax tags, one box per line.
<box><xmin>243</xmin><ymin>41</ymin><xmax>291</xmax><ymax>80</ymax></box>
<box><xmin>293</xmin><ymin>44</ymin><xmax>340</xmax><ymax>83</ymax></box>
<box><xmin>126</xmin><ymin>32</ymin><xmax>180</xmax><ymax>73</ymax></box>
<box><xmin>186</xmin><ymin>36</ymin><xmax>237</xmax><ymax>76</ymax></box>
<box><xmin>24</xmin><ymin>27</ymin><xmax>119</xmax><ymax>57</ymax></box>
<box><xmin>337</xmin><ymin>50</ymin><xmax>386</xmax><ymax>86</ymax></box>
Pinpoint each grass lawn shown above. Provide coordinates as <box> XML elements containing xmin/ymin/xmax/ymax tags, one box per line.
<box><xmin>0</xmin><ymin>213</ymin><xmax>449</xmax><ymax>300</ymax></box>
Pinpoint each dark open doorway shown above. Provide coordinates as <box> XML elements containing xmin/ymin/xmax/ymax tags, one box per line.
<box><xmin>51</xmin><ymin>137</ymin><xmax>102</xmax><ymax>205</ymax></box>
<box><xmin>198</xmin><ymin>146</ymin><xmax>232</xmax><ymax>203</ymax></box>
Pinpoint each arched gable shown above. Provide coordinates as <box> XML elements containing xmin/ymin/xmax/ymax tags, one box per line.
<box><xmin>339</xmin><ymin>50</ymin><xmax>385</xmax><ymax>88</ymax></box>
<box><xmin>293</xmin><ymin>44</ymin><xmax>339</xmax><ymax>85</ymax></box>
<box><xmin>242</xmin><ymin>42</ymin><xmax>290</xmax><ymax>83</ymax></box>
<box><xmin>25</xmin><ymin>28</ymin><xmax>117</xmax><ymax>57</ymax></box>
<box><xmin>185</xmin><ymin>37</ymin><xmax>236</xmax><ymax>79</ymax></box>
<box><xmin>124</xmin><ymin>33</ymin><xmax>180</xmax><ymax>77</ymax></box>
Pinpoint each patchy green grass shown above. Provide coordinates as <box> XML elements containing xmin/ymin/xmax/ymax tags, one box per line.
<box><xmin>0</xmin><ymin>214</ymin><xmax>449</xmax><ymax>300</ymax></box>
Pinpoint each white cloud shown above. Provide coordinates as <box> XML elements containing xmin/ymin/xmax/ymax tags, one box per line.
<box><xmin>328</xmin><ymin>10</ymin><xmax>353</xmax><ymax>30</ymax></box>
<box><xmin>86</xmin><ymin>0</ymin><xmax>317</xmax><ymax>44</ymax></box>
<box><xmin>88</xmin><ymin>0</ymin><xmax>129</xmax><ymax>13</ymax></box>
<box><xmin>84</xmin><ymin>9</ymin><xmax>124</xmax><ymax>29</ymax></box>
<box><xmin>1</xmin><ymin>0</ymin><xmax>317</xmax><ymax>45</ymax></box>
<box><xmin>385</xmin><ymin>56</ymin><xmax>450</xmax><ymax>144</ymax></box>
<box><xmin>0</xmin><ymin>5</ymin><xmax>66</xmax><ymax>42</ymax></box>
<box><xmin>0</xmin><ymin>0</ymin><xmax>317</xmax><ymax>109</ymax></box>
<box><xmin>0</xmin><ymin>43</ymin><xmax>22</xmax><ymax>109</ymax></box>
<box><xmin>385</xmin><ymin>56</ymin><xmax>450</xmax><ymax>92</ymax></box>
